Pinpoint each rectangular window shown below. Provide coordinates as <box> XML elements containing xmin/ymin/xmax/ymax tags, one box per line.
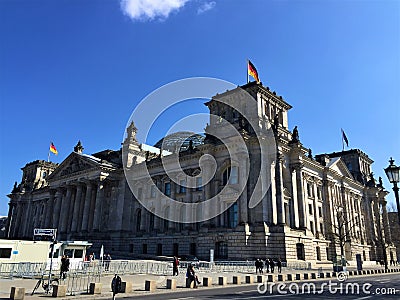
<box><xmin>165</xmin><ymin>182</ymin><xmax>171</xmax><ymax>196</ymax></box>
<box><xmin>142</xmin><ymin>244</ymin><xmax>147</xmax><ymax>254</ymax></box>
<box><xmin>150</xmin><ymin>185</ymin><xmax>156</xmax><ymax>198</ymax></box>
<box><xmin>0</xmin><ymin>248</ymin><xmax>12</xmax><ymax>258</ymax></box>
<box><xmin>317</xmin><ymin>186</ymin><xmax>322</xmax><ymax>199</ymax></box>
<box><xmin>309</xmin><ymin>204</ymin><xmax>313</xmax><ymax>215</ymax></box>
<box><xmin>179</xmin><ymin>180</ymin><xmax>186</xmax><ymax>193</ymax></box>
<box><xmin>318</xmin><ymin>206</ymin><xmax>322</xmax><ymax>217</ymax></box>
<box><xmin>157</xmin><ymin>244</ymin><xmax>162</xmax><ymax>256</ymax></box>
<box><xmin>320</xmin><ymin>223</ymin><xmax>324</xmax><ymax>234</ymax></box>
<box><xmin>190</xmin><ymin>243</ymin><xmax>197</xmax><ymax>256</ymax></box>
<box><xmin>196</xmin><ymin>177</ymin><xmax>202</xmax><ymax>191</ymax></box>
<box><xmin>173</xmin><ymin>243</ymin><xmax>179</xmax><ymax>256</ymax></box>
<box><xmin>230</xmin><ymin>166</ymin><xmax>238</xmax><ymax>184</ymax></box>
<box><xmin>215</xmin><ymin>241</ymin><xmax>228</xmax><ymax>259</ymax></box>
<box><xmin>316</xmin><ymin>247</ymin><xmax>321</xmax><ymax>261</ymax></box>
<box><xmin>74</xmin><ymin>249</ymin><xmax>84</xmax><ymax>258</ymax></box>
<box><xmin>310</xmin><ymin>221</ymin><xmax>314</xmax><ymax>234</ymax></box>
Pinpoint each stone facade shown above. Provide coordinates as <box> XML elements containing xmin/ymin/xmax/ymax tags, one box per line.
<box><xmin>388</xmin><ymin>212</ymin><xmax>400</xmax><ymax>263</ymax></box>
<box><xmin>5</xmin><ymin>81</ymin><xmax>396</xmax><ymax>265</ymax></box>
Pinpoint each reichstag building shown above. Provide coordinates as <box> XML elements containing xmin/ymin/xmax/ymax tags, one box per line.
<box><xmin>5</xmin><ymin>81</ymin><xmax>397</xmax><ymax>266</ymax></box>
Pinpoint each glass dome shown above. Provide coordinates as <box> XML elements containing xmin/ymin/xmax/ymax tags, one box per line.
<box><xmin>154</xmin><ymin>131</ymin><xmax>205</xmax><ymax>152</ymax></box>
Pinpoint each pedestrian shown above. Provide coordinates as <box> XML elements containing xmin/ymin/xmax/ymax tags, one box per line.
<box><xmin>265</xmin><ymin>258</ymin><xmax>270</xmax><ymax>273</ymax></box>
<box><xmin>259</xmin><ymin>258</ymin><xmax>264</xmax><ymax>274</ymax></box>
<box><xmin>255</xmin><ymin>259</ymin><xmax>259</xmax><ymax>274</ymax></box>
<box><xmin>60</xmin><ymin>255</ymin><xmax>66</xmax><ymax>280</ymax></box>
<box><xmin>186</xmin><ymin>264</ymin><xmax>200</xmax><ymax>288</ymax></box>
<box><xmin>111</xmin><ymin>274</ymin><xmax>122</xmax><ymax>300</ymax></box>
<box><xmin>173</xmin><ymin>256</ymin><xmax>179</xmax><ymax>276</ymax></box>
<box><xmin>269</xmin><ymin>258</ymin><xmax>275</xmax><ymax>273</ymax></box>
<box><xmin>277</xmin><ymin>258</ymin><xmax>282</xmax><ymax>273</ymax></box>
<box><xmin>105</xmin><ymin>254</ymin><xmax>112</xmax><ymax>271</ymax></box>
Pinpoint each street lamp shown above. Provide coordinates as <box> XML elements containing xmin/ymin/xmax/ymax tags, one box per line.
<box><xmin>384</xmin><ymin>157</ymin><xmax>400</xmax><ymax>227</ymax></box>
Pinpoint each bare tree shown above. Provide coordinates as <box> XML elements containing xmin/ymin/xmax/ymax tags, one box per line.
<box><xmin>386</xmin><ymin>201</ymin><xmax>397</xmax><ymax>213</ymax></box>
<box><xmin>327</xmin><ymin>203</ymin><xmax>361</xmax><ymax>261</ymax></box>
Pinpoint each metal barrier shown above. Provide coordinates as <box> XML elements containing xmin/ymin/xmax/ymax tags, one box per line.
<box><xmin>63</xmin><ymin>269</ymin><xmax>101</xmax><ymax>296</ymax></box>
<box><xmin>0</xmin><ymin>262</ymin><xmax>46</xmax><ymax>278</ymax></box>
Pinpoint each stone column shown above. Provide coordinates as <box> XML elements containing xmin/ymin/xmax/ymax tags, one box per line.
<box><xmin>238</xmin><ymin>152</ymin><xmax>248</xmax><ymax>224</ymax></box>
<box><xmin>52</xmin><ymin>189</ymin><xmax>63</xmax><ymax>229</ymax></box>
<box><xmin>290</xmin><ymin>168</ymin><xmax>299</xmax><ymax>228</ymax></box>
<box><xmin>44</xmin><ymin>190</ymin><xmax>56</xmax><ymax>228</ymax></box>
<box><xmin>60</xmin><ymin>186</ymin><xmax>73</xmax><ymax>233</ymax></box>
<box><xmin>275</xmin><ymin>153</ymin><xmax>285</xmax><ymax>225</ymax></box>
<box><xmin>5</xmin><ymin>203</ymin><xmax>14</xmax><ymax>238</ymax></box>
<box><xmin>71</xmin><ymin>184</ymin><xmax>83</xmax><ymax>232</ymax></box>
<box><xmin>92</xmin><ymin>180</ymin><xmax>104</xmax><ymax>231</ymax></box>
<box><xmin>312</xmin><ymin>183</ymin><xmax>319</xmax><ymax>235</ymax></box>
<box><xmin>81</xmin><ymin>182</ymin><xmax>93</xmax><ymax>232</ymax></box>
<box><xmin>295</xmin><ymin>164</ymin><xmax>306</xmax><ymax>228</ymax></box>
<box><xmin>13</xmin><ymin>203</ymin><xmax>23</xmax><ymax>237</ymax></box>
<box><xmin>22</xmin><ymin>199</ymin><xmax>32</xmax><ymax>238</ymax></box>
<box><xmin>381</xmin><ymin>200</ymin><xmax>392</xmax><ymax>244</ymax></box>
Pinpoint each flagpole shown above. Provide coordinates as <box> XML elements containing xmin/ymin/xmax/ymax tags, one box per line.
<box><xmin>246</xmin><ymin>59</ymin><xmax>249</xmax><ymax>83</ymax></box>
<box><xmin>48</xmin><ymin>150</ymin><xmax>50</xmax><ymax>162</ymax></box>
<box><xmin>341</xmin><ymin>130</ymin><xmax>344</xmax><ymax>152</ymax></box>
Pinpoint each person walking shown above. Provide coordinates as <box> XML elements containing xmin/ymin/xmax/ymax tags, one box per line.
<box><xmin>172</xmin><ymin>256</ymin><xmax>179</xmax><ymax>276</ymax></box>
<box><xmin>269</xmin><ymin>258</ymin><xmax>275</xmax><ymax>273</ymax></box>
<box><xmin>105</xmin><ymin>254</ymin><xmax>112</xmax><ymax>271</ymax></box>
<box><xmin>259</xmin><ymin>258</ymin><xmax>264</xmax><ymax>274</ymax></box>
<box><xmin>277</xmin><ymin>258</ymin><xmax>282</xmax><ymax>273</ymax></box>
<box><xmin>265</xmin><ymin>258</ymin><xmax>270</xmax><ymax>273</ymax></box>
<box><xmin>186</xmin><ymin>264</ymin><xmax>200</xmax><ymax>288</ymax></box>
<box><xmin>255</xmin><ymin>259</ymin><xmax>259</xmax><ymax>274</ymax></box>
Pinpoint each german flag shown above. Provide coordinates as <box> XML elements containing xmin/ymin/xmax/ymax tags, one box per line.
<box><xmin>248</xmin><ymin>60</ymin><xmax>260</xmax><ymax>83</ymax></box>
<box><xmin>50</xmin><ymin>142</ymin><xmax>58</xmax><ymax>155</ymax></box>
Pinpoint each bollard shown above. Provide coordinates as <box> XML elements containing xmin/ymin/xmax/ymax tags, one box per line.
<box><xmin>185</xmin><ymin>278</ymin><xmax>195</xmax><ymax>288</ymax></box>
<box><xmin>233</xmin><ymin>276</ymin><xmax>241</xmax><ymax>284</ymax></box>
<box><xmin>166</xmin><ymin>279</ymin><xmax>176</xmax><ymax>290</ymax></box>
<box><xmin>303</xmin><ymin>273</ymin><xmax>309</xmax><ymax>280</ymax></box>
<box><xmin>311</xmin><ymin>273</ymin><xmax>317</xmax><ymax>279</ymax></box>
<box><xmin>145</xmin><ymin>280</ymin><xmax>156</xmax><ymax>291</ymax></box>
<box><xmin>295</xmin><ymin>274</ymin><xmax>301</xmax><ymax>280</ymax></box>
<box><xmin>10</xmin><ymin>287</ymin><xmax>25</xmax><ymax>300</ymax></box>
<box><xmin>278</xmin><ymin>274</ymin><xmax>283</xmax><ymax>281</ymax></box>
<box><xmin>257</xmin><ymin>275</ymin><xmax>264</xmax><ymax>283</ymax></box>
<box><xmin>218</xmin><ymin>276</ymin><xmax>227</xmax><ymax>286</ymax></box>
<box><xmin>52</xmin><ymin>285</ymin><xmax>66</xmax><ymax>297</ymax></box>
<box><xmin>267</xmin><ymin>274</ymin><xmax>274</xmax><ymax>282</ymax></box>
<box><xmin>286</xmin><ymin>274</ymin><xmax>293</xmax><ymax>281</ymax></box>
<box><xmin>319</xmin><ymin>273</ymin><xmax>325</xmax><ymax>278</ymax></box>
<box><xmin>203</xmin><ymin>277</ymin><xmax>212</xmax><ymax>287</ymax></box>
<box><xmin>325</xmin><ymin>272</ymin><xmax>332</xmax><ymax>278</ymax></box>
<box><xmin>245</xmin><ymin>275</ymin><xmax>254</xmax><ymax>284</ymax></box>
<box><xmin>120</xmin><ymin>282</ymin><xmax>133</xmax><ymax>293</ymax></box>
<box><xmin>89</xmin><ymin>283</ymin><xmax>102</xmax><ymax>294</ymax></box>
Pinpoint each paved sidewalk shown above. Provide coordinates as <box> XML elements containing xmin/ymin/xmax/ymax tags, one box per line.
<box><xmin>1</xmin><ymin>265</ymin><xmax>395</xmax><ymax>299</ymax></box>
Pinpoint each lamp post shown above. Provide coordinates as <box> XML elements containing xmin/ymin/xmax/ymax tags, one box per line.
<box><xmin>384</xmin><ymin>157</ymin><xmax>400</xmax><ymax>227</ymax></box>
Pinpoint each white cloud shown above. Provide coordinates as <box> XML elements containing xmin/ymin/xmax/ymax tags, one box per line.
<box><xmin>197</xmin><ymin>1</ymin><xmax>216</xmax><ymax>15</ymax></box>
<box><xmin>121</xmin><ymin>0</ymin><xmax>189</xmax><ymax>21</ymax></box>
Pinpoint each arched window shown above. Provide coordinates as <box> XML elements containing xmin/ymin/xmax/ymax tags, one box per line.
<box><xmin>136</xmin><ymin>209</ymin><xmax>142</xmax><ymax>232</ymax></box>
<box><xmin>222</xmin><ymin>166</ymin><xmax>238</xmax><ymax>185</ymax></box>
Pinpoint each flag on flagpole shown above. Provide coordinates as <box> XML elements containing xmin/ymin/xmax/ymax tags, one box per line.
<box><xmin>341</xmin><ymin>128</ymin><xmax>349</xmax><ymax>148</ymax></box>
<box><xmin>50</xmin><ymin>142</ymin><xmax>58</xmax><ymax>155</ymax></box>
<box><xmin>248</xmin><ymin>60</ymin><xmax>260</xmax><ymax>83</ymax></box>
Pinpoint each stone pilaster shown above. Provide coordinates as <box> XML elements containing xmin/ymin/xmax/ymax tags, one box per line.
<box><xmin>71</xmin><ymin>184</ymin><xmax>83</xmax><ymax>232</ymax></box>
<box><xmin>60</xmin><ymin>186</ymin><xmax>73</xmax><ymax>233</ymax></box>
<box><xmin>52</xmin><ymin>189</ymin><xmax>63</xmax><ymax>229</ymax></box>
<box><xmin>81</xmin><ymin>182</ymin><xmax>93</xmax><ymax>232</ymax></box>
<box><xmin>92</xmin><ymin>180</ymin><xmax>104</xmax><ymax>231</ymax></box>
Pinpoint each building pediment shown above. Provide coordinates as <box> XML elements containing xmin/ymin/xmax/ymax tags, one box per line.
<box><xmin>47</xmin><ymin>153</ymin><xmax>100</xmax><ymax>181</ymax></box>
<box><xmin>327</xmin><ymin>157</ymin><xmax>354</xmax><ymax>179</ymax></box>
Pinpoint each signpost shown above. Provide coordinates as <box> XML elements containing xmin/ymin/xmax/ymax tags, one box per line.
<box><xmin>33</xmin><ymin>228</ymin><xmax>57</xmax><ymax>294</ymax></box>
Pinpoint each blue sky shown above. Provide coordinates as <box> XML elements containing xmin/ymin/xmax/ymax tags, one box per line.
<box><xmin>0</xmin><ymin>0</ymin><xmax>399</xmax><ymax>216</ymax></box>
